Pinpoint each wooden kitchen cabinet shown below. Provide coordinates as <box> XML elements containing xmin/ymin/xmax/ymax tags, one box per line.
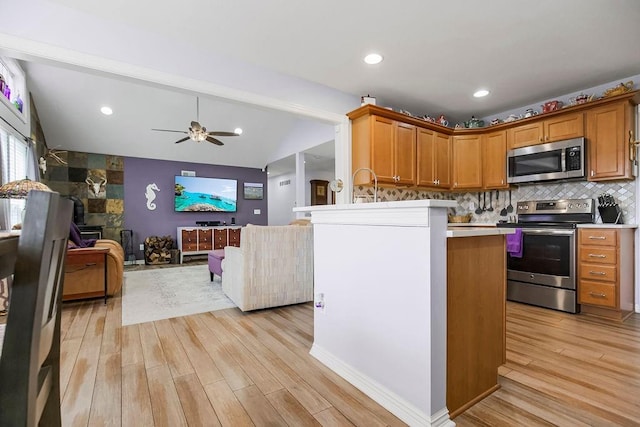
<box><xmin>394</xmin><ymin>121</ymin><xmax>417</xmax><ymax>185</ymax></box>
<box><xmin>507</xmin><ymin>112</ymin><xmax>583</xmax><ymax>149</ymax></box>
<box><xmin>483</xmin><ymin>130</ymin><xmax>508</xmax><ymax>189</ymax></box>
<box><xmin>351</xmin><ymin>112</ymin><xmax>416</xmax><ymax>187</ymax></box>
<box><xmin>452</xmin><ymin>134</ymin><xmax>483</xmax><ymax>190</ymax></box>
<box><xmin>447</xmin><ymin>234</ymin><xmax>506</xmax><ymax>417</ymax></box>
<box><xmin>416</xmin><ymin>127</ymin><xmax>451</xmax><ymax>189</ymax></box>
<box><xmin>578</xmin><ymin>228</ymin><xmax>634</xmax><ymax>321</ymax></box>
<box><xmin>586</xmin><ymin>100</ymin><xmax>635</xmax><ymax>181</ymax></box>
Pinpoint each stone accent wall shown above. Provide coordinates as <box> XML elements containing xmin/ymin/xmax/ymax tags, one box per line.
<box><xmin>43</xmin><ymin>150</ymin><xmax>124</xmax><ymax>241</ymax></box>
<box><xmin>354</xmin><ymin>180</ymin><xmax>637</xmax><ymax>224</ymax></box>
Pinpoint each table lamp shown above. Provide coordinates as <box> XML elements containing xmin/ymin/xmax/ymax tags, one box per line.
<box><xmin>0</xmin><ymin>178</ymin><xmax>52</xmax><ymax>225</ymax></box>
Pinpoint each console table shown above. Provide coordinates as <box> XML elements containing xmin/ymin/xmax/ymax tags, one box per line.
<box><xmin>177</xmin><ymin>226</ymin><xmax>241</xmax><ymax>263</ymax></box>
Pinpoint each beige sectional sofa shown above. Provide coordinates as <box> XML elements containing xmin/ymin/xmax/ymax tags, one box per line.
<box><xmin>221</xmin><ymin>224</ymin><xmax>313</xmax><ymax>311</ymax></box>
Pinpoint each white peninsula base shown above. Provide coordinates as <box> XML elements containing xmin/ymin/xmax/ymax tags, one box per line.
<box><xmin>295</xmin><ymin>200</ymin><xmax>457</xmax><ymax>427</ymax></box>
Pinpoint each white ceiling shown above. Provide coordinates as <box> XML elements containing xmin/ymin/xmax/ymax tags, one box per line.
<box><xmin>3</xmin><ymin>0</ymin><xmax>640</xmax><ymax>175</ymax></box>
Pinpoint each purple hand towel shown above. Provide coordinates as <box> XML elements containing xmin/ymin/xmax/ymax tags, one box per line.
<box><xmin>506</xmin><ymin>228</ymin><xmax>523</xmax><ymax>258</ymax></box>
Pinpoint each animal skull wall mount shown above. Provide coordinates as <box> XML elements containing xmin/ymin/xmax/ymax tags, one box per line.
<box><xmin>86</xmin><ymin>177</ymin><xmax>107</xmax><ymax>197</ymax></box>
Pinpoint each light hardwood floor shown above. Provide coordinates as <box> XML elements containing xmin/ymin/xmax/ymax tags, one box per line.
<box><xmin>58</xmin><ymin>291</ymin><xmax>640</xmax><ymax>426</ymax></box>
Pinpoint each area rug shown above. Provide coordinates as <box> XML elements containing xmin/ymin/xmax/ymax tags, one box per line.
<box><xmin>121</xmin><ymin>264</ymin><xmax>236</xmax><ymax>326</ymax></box>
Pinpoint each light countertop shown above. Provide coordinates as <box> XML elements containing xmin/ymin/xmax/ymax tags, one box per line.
<box><xmin>577</xmin><ymin>223</ymin><xmax>638</xmax><ymax>229</ymax></box>
<box><xmin>294</xmin><ymin>199</ymin><xmax>457</xmax><ymax>213</ymax></box>
<box><xmin>447</xmin><ymin>227</ymin><xmax>515</xmax><ymax>238</ymax></box>
<box><xmin>446</xmin><ymin>223</ymin><xmax>497</xmax><ymax>227</ymax></box>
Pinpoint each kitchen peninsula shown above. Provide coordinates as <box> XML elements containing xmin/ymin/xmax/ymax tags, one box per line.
<box><xmin>294</xmin><ymin>201</ymin><xmax>513</xmax><ymax>426</ymax></box>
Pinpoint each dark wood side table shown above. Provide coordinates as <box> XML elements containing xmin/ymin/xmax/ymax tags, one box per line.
<box><xmin>64</xmin><ymin>247</ymin><xmax>109</xmax><ymax>303</ymax></box>
<box><xmin>310</xmin><ymin>179</ymin><xmax>329</xmax><ymax>205</ymax></box>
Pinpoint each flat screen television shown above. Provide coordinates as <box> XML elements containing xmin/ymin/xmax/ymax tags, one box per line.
<box><xmin>174</xmin><ymin>176</ymin><xmax>237</xmax><ymax>212</ymax></box>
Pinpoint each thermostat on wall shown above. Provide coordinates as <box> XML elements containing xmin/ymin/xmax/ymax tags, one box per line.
<box><xmin>181</xmin><ymin>170</ymin><xmax>196</xmax><ymax>177</ymax></box>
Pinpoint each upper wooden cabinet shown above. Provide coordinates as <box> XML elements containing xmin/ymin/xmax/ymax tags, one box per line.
<box><xmin>452</xmin><ymin>135</ymin><xmax>483</xmax><ymax>190</ymax></box>
<box><xmin>586</xmin><ymin>100</ymin><xmax>635</xmax><ymax>181</ymax></box>
<box><xmin>508</xmin><ymin>112</ymin><xmax>584</xmax><ymax>149</ymax></box>
<box><xmin>348</xmin><ymin>92</ymin><xmax>638</xmax><ymax>192</ymax></box>
<box><xmin>417</xmin><ymin>128</ymin><xmax>451</xmax><ymax>189</ymax></box>
<box><xmin>483</xmin><ymin>130</ymin><xmax>508</xmax><ymax>189</ymax></box>
<box><xmin>352</xmin><ymin>113</ymin><xmax>416</xmax><ymax>186</ymax></box>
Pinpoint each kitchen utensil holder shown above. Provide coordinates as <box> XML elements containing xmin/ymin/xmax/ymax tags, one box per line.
<box><xmin>598</xmin><ymin>205</ymin><xmax>623</xmax><ymax>224</ymax></box>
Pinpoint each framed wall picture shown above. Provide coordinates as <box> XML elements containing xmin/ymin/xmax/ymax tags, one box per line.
<box><xmin>243</xmin><ymin>182</ymin><xmax>263</xmax><ymax>200</ymax></box>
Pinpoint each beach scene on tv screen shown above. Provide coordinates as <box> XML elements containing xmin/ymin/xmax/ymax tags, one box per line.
<box><xmin>175</xmin><ymin>176</ymin><xmax>237</xmax><ymax>212</ymax></box>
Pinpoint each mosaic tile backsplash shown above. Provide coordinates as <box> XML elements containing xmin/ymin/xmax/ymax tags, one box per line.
<box><xmin>354</xmin><ymin>180</ymin><xmax>637</xmax><ymax>225</ymax></box>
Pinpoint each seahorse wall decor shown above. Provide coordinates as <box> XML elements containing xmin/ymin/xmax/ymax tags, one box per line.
<box><xmin>145</xmin><ymin>183</ymin><xmax>160</xmax><ymax>210</ymax></box>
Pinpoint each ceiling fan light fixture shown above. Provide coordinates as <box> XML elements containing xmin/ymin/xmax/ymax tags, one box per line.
<box><xmin>100</xmin><ymin>106</ymin><xmax>113</xmax><ymax>115</ymax></box>
<box><xmin>234</xmin><ymin>128</ymin><xmax>243</xmax><ymax>135</ymax></box>
<box><xmin>473</xmin><ymin>89</ymin><xmax>490</xmax><ymax>98</ymax></box>
<box><xmin>364</xmin><ymin>53</ymin><xmax>383</xmax><ymax>65</ymax></box>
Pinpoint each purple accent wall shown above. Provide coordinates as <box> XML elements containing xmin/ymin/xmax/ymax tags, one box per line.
<box><xmin>124</xmin><ymin>157</ymin><xmax>267</xmax><ymax>259</ymax></box>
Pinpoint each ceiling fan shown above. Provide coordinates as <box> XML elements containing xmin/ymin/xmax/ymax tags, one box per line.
<box><xmin>151</xmin><ymin>97</ymin><xmax>239</xmax><ymax>145</ymax></box>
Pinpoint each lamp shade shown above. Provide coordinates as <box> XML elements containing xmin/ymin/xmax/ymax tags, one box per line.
<box><xmin>0</xmin><ymin>178</ymin><xmax>52</xmax><ymax>199</ymax></box>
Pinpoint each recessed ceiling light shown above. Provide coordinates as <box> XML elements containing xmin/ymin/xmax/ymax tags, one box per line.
<box><xmin>473</xmin><ymin>89</ymin><xmax>490</xmax><ymax>98</ymax></box>
<box><xmin>364</xmin><ymin>53</ymin><xmax>383</xmax><ymax>65</ymax></box>
<box><xmin>100</xmin><ymin>106</ymin><xmax>113</xmax><ymax>115</ymax></box>
<box><xmin>234</xmin><ymin>127</ymin><xmax>243</xmax><ymax>135</ymax></box>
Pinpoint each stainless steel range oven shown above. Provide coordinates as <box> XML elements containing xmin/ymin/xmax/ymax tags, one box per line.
<box><xmin>497</xmin><ymin>199</ymin><xmax>595</xmax><ymax>313</ymax></box>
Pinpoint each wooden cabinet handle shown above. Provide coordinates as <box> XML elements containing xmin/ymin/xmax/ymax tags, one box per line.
<box><xmin>630</xmin><ymin>130</ymin><xmax>639</xmax><ymax>162</ymax></box>
<box><xmin>589</xmin><ymin>291</ymin><xmax>607</xmax><ymax>298</ymax></box>
<box><xmin>588</xmin><ymin>271</ymin><xmax>606</xmax><ymax>276</ymax></box>
<box><xmin>588</xmin><ymin>254</ymin><xmax>606</xmax><ymax>258</ymax></box>
<box><xmin>588</xmin><ymin>236</ymin><xmax>606</xmax><ymax>240</ymax></box>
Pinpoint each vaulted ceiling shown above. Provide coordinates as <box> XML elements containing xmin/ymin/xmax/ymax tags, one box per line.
<box><xmin>2</xmin><ymin>0</ymin><xmax>639</xmax><ymax>175</ymax></box>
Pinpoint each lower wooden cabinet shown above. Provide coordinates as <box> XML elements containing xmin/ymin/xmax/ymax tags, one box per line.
<box><xmin>578</xmin><ymin>228</ymin><xmax>635</xmax><ymax>321</ymax></box>
<box><xmin>64</xmin><ymin>247</ymin><xmax>109</xmax><ymax>301</ymax></box>
<box><xmin>177</xmin><ymin>226</ymin><xmax>242</xmax><ymax>263</ymax></box>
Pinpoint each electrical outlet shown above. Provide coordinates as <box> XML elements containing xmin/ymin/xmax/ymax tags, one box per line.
<box><xmin>139</xmin><ymin>244</ymin><xmax>144</xmax><ymax>251</ymax></box>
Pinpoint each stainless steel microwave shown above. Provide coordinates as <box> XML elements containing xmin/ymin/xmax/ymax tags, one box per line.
<box><xmin>507</xmin><ymin>137</ymin><xmax>586</xmax><ymax>184</ymax></box>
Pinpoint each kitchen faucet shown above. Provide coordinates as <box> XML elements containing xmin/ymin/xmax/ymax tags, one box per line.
<box><xmin>351</xmin><ymin>167</ymin><xmax>378</xmax><ymax>203</ymax></box>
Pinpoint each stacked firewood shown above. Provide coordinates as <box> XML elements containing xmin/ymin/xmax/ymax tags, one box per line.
<box><xmin>144</xmin><ymin>235</ymin><xmax>174</xmax><ymax>265</ymax></box>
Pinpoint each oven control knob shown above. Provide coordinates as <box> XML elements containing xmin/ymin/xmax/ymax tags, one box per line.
<box><xmin>569</xmin><ymin>203</ymin><xmax>573</xmax><ymax>209</ymax></box>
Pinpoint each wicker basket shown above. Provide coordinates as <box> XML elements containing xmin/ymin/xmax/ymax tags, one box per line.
<box><xmin>448</xmin><ymin>213</ymin><xmax>473</xmax><ymax>223</ymax></box>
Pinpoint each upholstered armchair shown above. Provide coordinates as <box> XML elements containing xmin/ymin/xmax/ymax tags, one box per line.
<box><xmin>221</xmin><ymin>224</ymin><xmax>313</xmax><ymax>311</ymax></box>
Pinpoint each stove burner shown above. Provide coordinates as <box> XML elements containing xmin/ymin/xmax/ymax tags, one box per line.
<box><xmin>501</xmin><ymin>198</ymin><xmax>595</xmax><ymax>227</ymax></box>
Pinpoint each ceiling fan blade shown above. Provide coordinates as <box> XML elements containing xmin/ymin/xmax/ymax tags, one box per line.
<box><xmin>190</xmin><ymin>121</ymin><xmax>202</xmax><ymax>131</ymax></box>
<box><xmin>208</xmin><ymin>131</ymin><xmax>239</xmax><ymax>136</ymax></box>
<box><xmin>174</xmin><ymin>137</ymin><xmax>191</xmax><ymax>144</ymax></box>
<box><xmin>152</xmin><ymin>128</ymin><xmax>188</xmax><ymax>134</ymax></box>
<box><xmin>206</xmin><ymin>136</ymin><xmax>224</xmax><ymax>146</ymax></box>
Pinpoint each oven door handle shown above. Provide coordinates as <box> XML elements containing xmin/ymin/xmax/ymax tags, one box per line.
<box><xmin>520</xmin><ymin>229</ymin><xmax>575</xmax><ymax>237</ymax></box>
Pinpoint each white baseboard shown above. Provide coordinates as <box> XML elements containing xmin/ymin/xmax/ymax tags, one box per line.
<box><xmin>309</xmin><ymin>344</ymin><xmax>454</xmax><ymax>427</ymax></box>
